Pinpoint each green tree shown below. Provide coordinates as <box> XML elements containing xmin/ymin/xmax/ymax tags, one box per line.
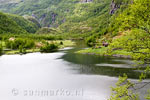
<box><xmin>40</xmin><ymin>43</ymin><xmax>58</xmax><ymax>53</ymax></box>
<box><xmin>109</xmin><ymin>74</ymin><xmax>139</xmax><ymax>100</ymax></box>
<box><xmin>108</xmin><ymin>0</ymin><xmax>150</xmax><ymax>99</ymax></box>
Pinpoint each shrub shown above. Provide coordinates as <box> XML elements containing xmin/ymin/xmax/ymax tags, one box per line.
<box><xmin>0</xmin><ymin>46</ymin><xmax>3</xmax><ymax>55</ymax></box>
<box><xmin>86</xmin><ymin>36</ymin><xmax>96</xmax><ymax>47</ymax></box>
<box><xmin>19</xmin><ymin>45</ymin><xmax>26</xmax><ymax>54</ymax></box>
<box><xmin>60</xmin><ymin>41</ymin><xmax>63</xmax><ymax>45</ymax></box>
<box><xmin>5</xmin><ymin>38</ymin><xmax>35</xmax><ymax>50</ymax></box>
<box><xmin>40</xmin><ymin>43</ymin><xmax>58</xmax><ymax>53</ymax></box>
<box><xmin>24</xmin><ymin>40</ymin><xmax>35</xmax><ymax>49</ymax></box>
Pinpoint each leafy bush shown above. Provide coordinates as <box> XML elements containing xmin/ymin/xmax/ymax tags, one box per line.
<box><xmin>109</xmin><ymin>29</ymin><xmax>150</xmax><ymax>60</ymax></box>
<box><xmin>86</xmin><ymin>35</ymin><xmax>97</xmax><ymax>47</ymax></box>
<box><xmin>19</xmin><ymin>45</ymin><xmax>26</xmax><ymax>54</ymax></box>
<box><xmin>6</xmin><ymin>38</ymin><xmax>35</xmax><ymax>50</ymax></box>
<box><xmin>40</xmin><ymin>43</ymin><xmax>58</xmax><ymax>53</ymax></box>
<box><xmin>109</xmin><ymin>74</ymin><xmax>139</xmax><ymax>100</ymax></box>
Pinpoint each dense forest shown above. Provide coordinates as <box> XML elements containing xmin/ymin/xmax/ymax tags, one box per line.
<box><xmin>0</xmin><ymin>0</ymin><xmax>150</xmax><ymax>99</ymax></box>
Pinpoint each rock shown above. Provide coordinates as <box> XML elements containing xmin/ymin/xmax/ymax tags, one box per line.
<box><xmin>9</xmin><ymin>37</ymin><xmax>15</xmax><ymax>41</ymax></box>
<box><xmin>113</xmin><ymin>54</ymin><xmax>131</xmax><ymax>59</ymax></box>
<box><xmin>110</xmin><ymin>0</ymin><xmax>120</xmax><ymax>14</ymax></box>
<box><xmin>80</xmin><ymin>0</ymin><xmax>93</xmax><ymax>3</ymax></box>
<box><xmin>110</xmin><ymin>0</ymin><xmax>133</xmax><ymax>14</ymax></box>
<box><xmin>51</xmin><ymin>12</ymin><xmax>57</xmax><ymax>24</ymax></box>
<box><xmin>102</xmin><ymin>42</ymin><xmax>109</xmax><ymax>47</ymax></box>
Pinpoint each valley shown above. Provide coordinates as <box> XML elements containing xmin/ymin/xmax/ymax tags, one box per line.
<box><xmin>0</xmin><ymin>0</ymin><xmax>150</xmax><ymax>100</ymax></box>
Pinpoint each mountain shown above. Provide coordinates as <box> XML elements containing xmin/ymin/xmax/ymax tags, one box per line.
<box><xmin>0</xmin><ymin>12</ymin><xmax>26</xmax><ymax>34</ymax></box>
<box><xmin>0</xmin><ymin>12</ymin><xmax>40</xmax><ymax>34</ymax></box>
<box><xmin>7</xmin><ymin>14</ymin><xmax>40</xmax><ymax>33</ymax></box>
<box><xmin>0</xmin><ymin>0</ymin><xmax>149</xmax><ymax>37</ymax></box>
<box><xmin>0</xmin><ymin>0</ymin><xmax>112</xmax><ymax>34</ymax></box>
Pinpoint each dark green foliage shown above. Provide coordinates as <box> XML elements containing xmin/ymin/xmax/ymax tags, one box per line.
<box><xmin>40</xmin><ymin>43</ymin><xmax>58</xmax><ymax>53</ymax></box>
<box><xmin>6</xmin><ymin>38</ymin><xmax>35</xmax><ymax>50</ymax></box>
<box><xmin>86</xmin><ymin>36</ymin><xmax>97</xmax><ymax>47</ymax></box>
<box><xmin>0</xmin><ymin>45</ymin><xmax>3</xmax><ymax>55</ymax></box>
<box><xmin>0</xmin><ymin>12</ymin><xmax>27</xmax><ymax>34</ymax></box>
<box><xmin>7</xmin><ymin>14</ymin><xmax>40</xmax><ymax>33</ymax></box>
<box><xmin>60</xmin><ymin>41</ymin><xmax>63</xmax><ymax>45</ymax></box>
<box><xmin>0</xmin><ymin>11</ymin><xmax>40</xmax><ymax>34</ymax></box>
<box><xmin>0</xmin><ymin>33</ymin><xmax>61</xmax><ymax>41</ymax></box>
<box><xmin>19</xmin><ymin>45</ymin><xmax>26</xmax><ymax>54</ymax></box>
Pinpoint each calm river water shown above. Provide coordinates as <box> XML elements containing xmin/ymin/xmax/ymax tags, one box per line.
<box><xmin>0</xmin><ymin>41</ymin><xmax>149</xmax><ymax>100</ymax></box>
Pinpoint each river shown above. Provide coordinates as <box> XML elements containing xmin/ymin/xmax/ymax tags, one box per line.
<box><xmin>0</xmin><ymin>41</ymin><xmax>149</xmax><ymax>100</ymax></box>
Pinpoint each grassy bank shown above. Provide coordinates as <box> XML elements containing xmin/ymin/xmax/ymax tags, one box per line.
<box><xmin>1</xmin><ymin>40</ymin><xmax>75</xmax><ymax>55</ymax></box>
<box><xmin>77</xmin><ymin>47</ymin><xmax>133</xmax><ymax>59</ymax></box>
<box><xmin>77</xmin><ymin>47</ymin><xmax>107</xmax><ymax>55</ymax></box>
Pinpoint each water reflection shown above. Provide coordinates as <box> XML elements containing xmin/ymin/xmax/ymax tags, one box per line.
<box><xmin>0</xmin><ymin>52</ymin><xmax>117</xmax><ymax>100</ymax></box>
<box><xmin>60</xmin><ymin>41</ymin><xmax>149</xmax><ymax>79</ymax></box>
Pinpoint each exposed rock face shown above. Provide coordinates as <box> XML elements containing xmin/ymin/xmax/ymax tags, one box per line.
<box><xmin>80</xmin><ymin>0</ymin><xmax>93</xmax><ymax>3</ymax></box>
<box><xmin>51</xmin><ymin>12</ymin><xmax>57</xmax><ymax>24</ymax></box>
<box><xmin>31</xmin><ymin>12</ymin><xmax>58</xmax><ymax>27</ymax></box>
<box><xmin>39</xmin><ymin>14</ymin><xmax>46</xmax><ymax>23</ymax></box>
<box><xmin>110</xmin><ymin>0</ymin><xmax>120</xmax><ymax>14</ymax></box>
<box><xmin>62</xmin><ymin>18</ymin><xmax>66</xmax><ymax>23</ymax></box>
<box><xmin>110</xmin><ymin>0</ymin><xmax>133</xmax><ymax>14</ymax></box>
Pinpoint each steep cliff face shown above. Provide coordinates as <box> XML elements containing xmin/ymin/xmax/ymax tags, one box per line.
<box><xmin>110</xmin><ymin>0</ymin><xmax>132</xmax><ymax>14</ymax></box>
<box><xmin>110</xmin><ymin>0</ymin><xmax>120</xmax><ymax>14</ymax></box>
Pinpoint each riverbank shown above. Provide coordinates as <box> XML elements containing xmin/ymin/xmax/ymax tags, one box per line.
<box><xmin>2</xmin><ymin>40</ymin><xmax>75</xmax><ymax>55</ymax></box>
<box><xmin>77</xmin><ymin>47</ymin><xmax>133</xmax><ymax>59</ymax></box>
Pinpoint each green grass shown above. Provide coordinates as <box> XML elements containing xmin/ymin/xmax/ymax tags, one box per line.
<box><xmin>57</xmin><ymin>40</ymin><xmax>75</xmax><ymax>48</ymax></box>
<box><xmin>5</xmin><ymin>48</ymin><xmax>40</xmax><ymax>55</ymax></box>
<box><xmin>110</xmin><ymin>50</ymin><xmax>133</xmax><ymax>56</ymax></box>
<box><xmin>77</xmin><ymin>47</ymin><xmax>132</xmax><ymax>58</ymax></box>
<box><xmin>0</xmin><ymin>41</ymin><xmax>5</xmax><ymax>46</ymax></box>
<box><xmin>77</xmin><ymin>47</ymin><xmax>107</xmax><ymax>55</ymax></box>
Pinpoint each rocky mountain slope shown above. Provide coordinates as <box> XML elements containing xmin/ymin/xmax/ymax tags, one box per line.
<box><xmin>0</xmin><ymin>0</ymin><xmax>111</xmax><ymax>34</ymax></box>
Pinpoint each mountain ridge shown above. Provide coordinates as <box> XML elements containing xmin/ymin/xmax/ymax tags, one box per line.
<box><xmin>0</xmin><ymin>0</ymin><xmax>111</xmax><ymax>34</ymax></box>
